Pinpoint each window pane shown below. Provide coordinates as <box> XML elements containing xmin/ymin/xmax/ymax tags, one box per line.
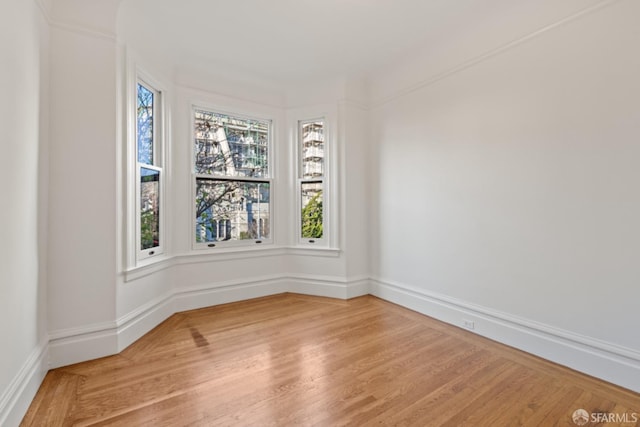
<box><xmin>137</xmin><ymin>83</ymin><xmax>154</xmax><ymax>165</ymax></box>
<box><xmin>140</xmin><ymin>167</ymin><xmax>160</xmax><ymax>250</ymax></box>
<box><xmin>194</xmin><ymin>110</ymin><xmax>269</xmax><ymax>178</ymax></box>
<box><xmin>301</xmin><ymin>181</ymin><xmax>323</xmax><ymax>239</ymax></box>
<box><xmin>195</xmin><ymin>179</ymin><xmax>270</xmax><ymax>242</ymax></box>
<box><xmin>301</xmin><ymin>121</ymin><xmax>324</xmax><ymax>178</ymax></box>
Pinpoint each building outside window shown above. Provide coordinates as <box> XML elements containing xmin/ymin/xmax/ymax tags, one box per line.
<box><xmin>193</xmin><ymin>109</ymin><xmax>272</xmax><ymax>247</ymax></box>
<box><xmin>299</xmin><ymin>119</ymin><xmax>325</xmax><ymax>244</ymax></box>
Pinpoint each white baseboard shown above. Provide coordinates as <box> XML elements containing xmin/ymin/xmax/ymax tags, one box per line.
<box><xmin>48</xmin><ymin>273</ymin><xmax>370</xmax><ymax>369</ymax></box>
<box><xmin>370</xmin><ymin>278</ymin><xmax>640</xmax><ymax>393</ymax></box>
<box><xmin>48</xmin><ymin>325</ymin><xmax>118</xmax><ymax>369</ymax></box>
<box><xmin>344</xmin><ymin>277</ymin><xmax>372</xmax><ymax>298</ymax></box>
<box><xmin>0</xmin><ymin>339</ymin><xmax>49</xmax><ymax>427</ymax></box>
<box><xmin>172</xmin><ymin>275</ymin><xmax>288</xmax><ymax>314</ymax></box>
<box><xmin>288</xmin><ymin>274</ymin><xmax>371</xmax><ymax>299</ymax></box>
<box><xmin>116</xmin><ymin>293</ymin><xmax>175</xmax><ymax>354</ymax></box>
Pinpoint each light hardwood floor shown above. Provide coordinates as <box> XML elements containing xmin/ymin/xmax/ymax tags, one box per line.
<box><xmin>22</xmin><ymin>294</ymin><xmax>640</xmax><ymax>426</ymax></box>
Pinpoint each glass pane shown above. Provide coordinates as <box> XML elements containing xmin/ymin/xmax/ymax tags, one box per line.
<box><xmin>301</xmin><ymin>181</ymin><xmax>323</xmax><ymax>239</ymax></box>
<box><xmin>137</xmin><ymin>83</ymin><xmax>154</xmax><ymax>165</ymax></box>
<box><xmin>194</xmin><ymin>110</ymin><xmax>269</xmax><ymax>178</ymax></box>
<box><xmin>195</xmin><ymin>179</ymin><xmax>270</xmax><ymax>243</ymax></box>
<box><xmin>301</xmin><ymin>121</ymin><xmax>324</xmax><ymax>178</ymax></box>
<box><xmin>140</xmin><ymin>167</ymin><xmax>160</xmax><ymax>250</ymax></box>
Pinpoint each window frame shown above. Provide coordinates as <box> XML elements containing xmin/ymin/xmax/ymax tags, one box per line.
<box><xmin>297</xmin><ymin>117</ymin><xmax>328</xmax><ymax>247</ymax></box>
<box><xmin>134</xmin><ymin>76</ymin><xmax>166</xmax><ymax>263</ymax></box>
<box><xmin>191</xmin><ymin>105</ymin><xmax>275</xmax><ymax>250</ymax></box>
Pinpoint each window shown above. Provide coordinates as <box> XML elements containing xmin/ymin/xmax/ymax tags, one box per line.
<box><xmin>299</xmin><ymin>119</ymin><xmax>325</xmax><ymax>244</ymax></box>
<box><xmin>193</xmin><ymin>109</ymin><xmax>272</xmax><ymax>248</ymax></box>
<box><xmin>136</xmin><ymin>81</ymin><xmax>163</xmax><ymax>259</ymax></box>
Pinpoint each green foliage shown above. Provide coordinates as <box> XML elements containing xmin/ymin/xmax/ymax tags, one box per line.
<box><xmin>141</xmin><ymin>208</ymin><xmax>158</xmax><ymax>249</ymax></box>
<box><xmin>301</xmin><ymin>193</ymin><xmax>323</xmax><ymax>239</ymax></box>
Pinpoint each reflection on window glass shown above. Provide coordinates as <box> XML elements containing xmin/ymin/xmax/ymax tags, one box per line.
<box><xmin>194</xmin><ymin>110</ymin><xmax>269</xmax><ymax>178</ymax></box>
<box><xmin>301</xmin><ymin>181</ymin><xmax>323</xmax><ymax>239</ymax></box>
<box><xmin>140</xmin><ymin>167</ymin><xmax>160</xmax><ymax>250</ymax></box>
<box><xmin>137</xmin><ymin>83</ymin><xmax>154</xmax><ymax>165</ymax></box>
<box><xmin>195</xmin><ymin>179</ymin><xmax>270</xmax><ymax>243</ymax></box>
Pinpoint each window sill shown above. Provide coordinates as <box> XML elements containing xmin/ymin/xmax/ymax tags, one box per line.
<box><xmin>123</xmin><ymin>245</ymin><xmax>342</xmax><ymax>282</ymax></box>
<box><xmin>178</xmin><ymin>245</ymin><xmax>288</xmax><ymax>264</ymax></box>
<box><xmin>124</xmin><ymin>255</ymin><xmax>174</xmax><ymax>282</ymax></box>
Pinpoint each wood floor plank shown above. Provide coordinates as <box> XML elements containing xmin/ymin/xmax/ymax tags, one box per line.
<box><xmin>20</xmin><ymin>370</ymin><xmax>84</xmax><ymax>427</ymax></box>
<box><xmin>21</xmin><ymin>293</ymin><xmax>640</xmax><ymax>426</ymax></box>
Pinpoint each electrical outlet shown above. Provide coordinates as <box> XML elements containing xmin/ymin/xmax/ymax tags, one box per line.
<box><xmin>463</xmin><ymin>319</ymin><xmax>475</xmax><ymax>330</ymax></box>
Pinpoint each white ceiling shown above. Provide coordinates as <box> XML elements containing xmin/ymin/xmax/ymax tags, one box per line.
<box><xmin>117</xmin><ymin>0</ymin><xmax>605</xmax><ymax>89</ymax></box>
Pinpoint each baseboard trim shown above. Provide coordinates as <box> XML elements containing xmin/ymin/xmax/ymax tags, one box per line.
<box><xmin>172</xmin><ymin>275</ymin><xmax>289</xmax><ymax>314</ymax></box>
<box><xmin>370</xmin><ymin>278</ymin><xmax>640</xmax><ymax>393</ymax></box>
<box><xmin>0</xmin><ymin>339</ymin><xmax>49</xmax><ymax>427</ymax></box>
<box><xmin>48</xmin><ymin>274</ymin><xmax>370</xmax><ymax>369</ymax></box>
<box><xmin>345</xmin><ymin>277</ymin><xmax>372</xmax><ymax>299</ymax></box>
<box><xmin>49</xmin><ymin>327</ymin><xmax>118</xmax><ymax>369</ymax></box>
<box><xmin>288</xmin><ymin>274</ymin><xmax>371</xmax><ymax>299</ymax></box>
<box><xmin>116</xmin><ymin>293</ymin><xmax>175</xmax><ymax>353</ymax></box>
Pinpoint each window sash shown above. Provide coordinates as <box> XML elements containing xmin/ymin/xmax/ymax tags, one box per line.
<box><xmin>298</xmin><ymin>119</ymin><xmax>326</xmax><ymax>245</ymax></box>
<box><xmin>139</xmin><ymin>165</ymin><xmax>161</xmax><ymax>253</ymax></box>
<box><xmin>194</xmin><ymin>109</ymin><xmax>270</xmax><ymax>178</ymax></box>
<box><xmin>135</xmin><ymin>79</ymin><xmax>163</xmax><ymax>261</ymax></box>
<box><xmin>299</xmin><ymin>120</ymin><xmax>325</xmax><ymax>179</ymax></box>
<box><xmin>192</xmin><ymin>107</ymin><xmax>273</xmax><ymax>249</ymax></box>
<box><xmin>137</xmin><ymin>82</ymin><xmax>158</xmax><ymax>166</ymax></box>
<box><xmin>300</xmin><ymin>180</ymin><xmax>323</xmax><ymax>240</ymax></box>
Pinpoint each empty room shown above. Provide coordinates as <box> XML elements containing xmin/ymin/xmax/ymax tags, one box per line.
<box><xmin>1</xmin><ymin>0</ymin><xmax>639</xmax><ymax>425</ymax></box>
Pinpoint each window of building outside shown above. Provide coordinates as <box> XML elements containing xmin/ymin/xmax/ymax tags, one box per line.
<box><xmin>299</xmin><ymin>119</ymin><xmax>325</xmax><ymax>244</ymax></box>
<box><xmin>137</xmin><ymin>81</ymin><xmax>163</xmax><ymax>260</ymax></box>
<box><xmin>193</xmin><ymin>109</ymin><xmax>272</xmax><ymax>248</ymax></box>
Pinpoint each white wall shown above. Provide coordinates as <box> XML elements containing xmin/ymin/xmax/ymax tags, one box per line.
<box><xmin>47</xmin><ymin>4</ymin><xmax>120</xmax><ymax>364</ymax></box>
<box><xmin>0</xmin><ymin>0</ymin><xmax>50</xmax><ymax>424</ymax></box>
<box><xmin>339</xmin><ymin>76</ymin><xmax>371</xmax><ymax>281</ymax></box>
<box><xmin>370</xmin><ymin>0</ymin><xmax>640</xmax><ymax>389</ymax></box>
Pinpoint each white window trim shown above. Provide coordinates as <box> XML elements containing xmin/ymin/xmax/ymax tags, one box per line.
<box><xmin>136</xmin><ymin>81</ymin><xmax>164</xmax><ymax>261</ymax></box>
<box><xmin>124</xmin><ymin>57</ymin><xmax>169</xmax><ymax>269</ymax></box>
<box><xmin>190</xmin><ymin>104</ymin><xmax>276</xmax><ymax>251</ymax></box>
<box><xmin>292</xmin><ymin>106</ymin><xmax>339</xmax><ymax>250</ymax></box>
<box><xmin>297</xmin><ymin>117</ymin><xmax>327</xmax><ymax>247</ymax></box>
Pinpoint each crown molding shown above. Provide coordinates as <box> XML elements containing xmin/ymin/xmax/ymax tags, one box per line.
<box><xmin>371</xmin><ymin>0</ymin><xmax>620</xmax><ymax>108</ymax></box>
<box><xmin>34</xmin><ymin>0</ymin><xmax>117</xmax><ymax>41</ymax></box>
